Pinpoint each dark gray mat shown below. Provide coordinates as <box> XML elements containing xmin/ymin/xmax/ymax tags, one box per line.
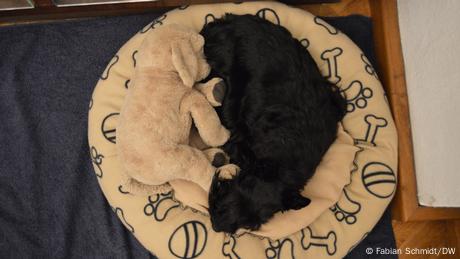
<box><xmin>0</xmin><ymin>12</ymin><xmax>396</xmax><ymax>259</ymax></box>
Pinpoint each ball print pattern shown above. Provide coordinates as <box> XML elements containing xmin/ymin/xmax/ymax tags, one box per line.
<box><xmin>88</xmin><ymin>7</ymin><xmax>396</xmax><ymax>259</ymax></box>
<box><xmin>168</xmin><ymin>221</ymin><xmax>208</xmax><ymax>259</ymax></box>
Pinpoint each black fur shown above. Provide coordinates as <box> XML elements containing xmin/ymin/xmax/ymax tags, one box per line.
<box><xmin>201</xmin><ymin>14</ymin><xmax>346</xmax><ymax>234</ymax></box>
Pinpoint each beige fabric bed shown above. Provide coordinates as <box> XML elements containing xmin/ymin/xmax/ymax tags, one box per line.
<box><xmin>88</xmin><ymin>2</ymin><xmax>398</xmax><ymax>258</ymax></box>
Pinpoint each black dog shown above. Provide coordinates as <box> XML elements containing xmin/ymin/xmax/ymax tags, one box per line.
<box><xmin>201</xmin><ymin>14</ymin><xmax>346</xmax><ymax>234</ymax></box>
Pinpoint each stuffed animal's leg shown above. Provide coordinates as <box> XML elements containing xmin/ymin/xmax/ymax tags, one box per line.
<box><xmin>184</xmin><ymin>91</ymin><xmax>230</xmax><ymax>147</ymax></box>
<box><xmin>168</xmin><ymin>145</ymin><xmax>218</xmax><ymax>191</ymax></box>
<box><xmin>195</xmin><ymin>77</ymin><xmax>226</xmax><ymax>107</ymax></box>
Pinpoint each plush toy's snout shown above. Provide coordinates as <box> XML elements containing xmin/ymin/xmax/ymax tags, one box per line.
<box><xmin>171</xmin><ymin>34</ymin><xmax>210</xmax><ymax>87</ymax></box>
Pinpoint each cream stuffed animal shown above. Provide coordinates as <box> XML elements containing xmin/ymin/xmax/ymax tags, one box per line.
<box><xmin>117</xmin><ymin>24</ymin><xmax>238</xmax><ymax>195</ymax></box>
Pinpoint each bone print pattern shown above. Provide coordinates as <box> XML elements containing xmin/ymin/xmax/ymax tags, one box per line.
<box><xmin>139</xmin><ymin>14</ymin><xmax>167</xmax><ymax>34</ymax></box>
<box><xmin>314</xmin><ymin>17</ymin><xmax>338</xmax><ymax>35</ymax></box>
<box><xmin>100</xmin><ymin>55</ymin><xmax>119</xmax><ymax>80</ymax></box>
<box><xmin>113</xmin><ymin>207</ymin><xmax>135</xmax><ymax>233</ymax></box>
<box><xmin>265</xmin><ymin>238</ymin><xmax>295</xmax><ymax>259</ymax></box>
<box><xmin>144</xmin><ymin>191</ymin><xmax>181</xmax><ymax>221</ymax></box>
<box><xmin>321</xmin><ymin>48</ymin><xmax>343</xmax><ymax>84</ymax></box>
<box><xmin>222</xmin><ymin>236</ymin><xmax>241</xmax><ymax>259</ymax></box>
<box><xmin>330</xmin><ymin>189</ymin><xmax>361</xmax><ymax>224</ymax></box>
<box><xmin>355</xmin><ymin>114</ymin><xmax>388</xmax><ymax>146</ymax></box>
<box><xmin>301</xmin><ymin>227</ymin><xmax>337</xmax><ymax>256</ymax></box>
<box><xmin>341</xmin><ymin>80</ymin><xmax>373</xmax><ymax>113</ymax></box>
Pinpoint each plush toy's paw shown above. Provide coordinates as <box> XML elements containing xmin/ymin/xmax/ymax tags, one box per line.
<box><xmin>200</xmin><ymin>77</ymin><xmax>226</xmax><ymax>107</ymax></box>
<box><xmin>211</xmin><ymin>78</ymin><xmax>226</xmax><ymax>106</ymax></box>
<box><xmin>216</xmin><ymin>164</ymin><xmax>240</xmax><ymax>180</ymax></box>
<box><xmin>203</xmin><ymin>148</ymin><xmax>229</xmax><ymax>167</ymax></box>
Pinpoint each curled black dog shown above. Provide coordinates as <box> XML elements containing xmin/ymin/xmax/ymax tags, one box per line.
<box><xmin>201</xmin><ymin>14</ymin><xmax>346</xmax><ymax>234</ymax></box>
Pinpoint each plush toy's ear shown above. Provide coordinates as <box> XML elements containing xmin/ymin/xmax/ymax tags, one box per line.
<box><xmin>171</xmin><ymin>38</ymin><xmax>200</xmax><ymax>87</ymax></box>
<box><xmin>282</xmin><ymin>192</ymin><xmax>311</xmax><ymax>211</ymax></box>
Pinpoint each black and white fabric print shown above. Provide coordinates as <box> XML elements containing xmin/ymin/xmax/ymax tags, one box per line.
<box><xmin>101</xmin><ymin>112</ymin><xmax>119</xmax><ymax>144</ymax></box>
<box><xmin>124</xmin><ymin>79</ymin><xmax>130</xmax><ymax>89</ymax></box>
<box><xmin>100</xmin><ymin>55</ymin><xmax>119</xmax><ymax>80</ymax></box>
<box><xmin>118</xmin><ymin>185</ymin><xmax>130</xmax><ymax>194</ymax></box>
<box><xmin>178</xmin><ymin>5</ymin><xmax>189</xmax><ymax>10</ymax></box>
<box><xmin>144</xmin><ymin>191</ymin><xmax>180</xmax><ymax>221</ymax></box>
<box><xmin>265</xmin><ymin>238</ymin><xmax>295</xmax><ymax>259</ymax></box>
<box><xmin>314</xmin><ymin>17</ymin><xmax>338</xmax><ymax>35</ymax></box>
<box><xmin>330</xmin><ymin>189</ymin><xmax>361</xmax><ymax>224</ymax></box>
<box><xmin>140</xmin><ymin>14</ymin><xmax>167</xmax><ymax>34</ymax></box>
<box><xmin>90</xmin><ymin>146</ymin><xmax>104</xmax><ymax>178</ymax></box>
<box><xmin>222</xmin><ymin>236</ymin><xmax>240</xmax><ymax>259</ymax></box>
<box><xmin>361</xmin><ymin>53</ymin><xmax>378</xmax><ymax>79</ymax></box>
<box><xmin>112</xmin><ymin>207</ymin><xmax>135</xmax><ymax>233</ymax></box>
<box><xmin>204</xmin><ymin>14</ymin><xmax>216</xmax><ymax>25</ymax></box>
<box><xmin>256</xmin><ymin>8</ymin><xmax>280</xmax><ymax>25</ymax></box>
<box><xmin>132</xmin><ymin>50</ymin><xmax>138</xmax><ymax>67</ymax></box>
<box><xmin>361</xmin><ymin>162</ymin><xmax>396</xmax><ymax>199</ymax></box>
<box><xmin>355</xmin><ymin>114</ymin><xmax>388</xmax><ymax>146</ymax></box>
<box><xmin>300</xmin><ymin>38</ymin><xmax>310</xmax><ymax>48</ymax></box>
<box><xmin>320</xmin><ymin>47</ymin><xmax>343</xmax><ymax>84</ymax></box>
<box><xmin>301</xmin><ymin>227</ymin><xmax>337</xmax><ymax>256</ymax></box>
<box><xmin>341</xmin><ymin>80</ymin><xmax>373</xmax><ymax>112</ymax></box>
<box><xmin>168</xmin><ymin>221</ymin><xmax>207</xmax><ymax>259</ymax></box>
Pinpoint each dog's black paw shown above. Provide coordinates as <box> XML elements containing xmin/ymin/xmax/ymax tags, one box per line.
<box><xmin>212</xmin><ymin>152</ymin><xmax>227</xmax><ymax>167</ymax></box>
<box><xmin>212</xmin><ymin>80</ymin><xmax>226</xmax><ymax>104</ymax></box>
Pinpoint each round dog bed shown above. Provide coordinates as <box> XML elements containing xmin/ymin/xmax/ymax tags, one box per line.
<box><xmin>88</xmin><ymin>2</ymin><xmax>398</xmax><ymax>258</ymax></box>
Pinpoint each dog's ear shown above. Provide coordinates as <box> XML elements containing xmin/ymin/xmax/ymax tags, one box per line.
<box><xmin>171</xmin><ymin>39</ymin><xmax>200</xmax><ymax>87</ymax></box>
<box><xmin>282</xmin><ymin>191</ymin><xmax>311</xmax><ymax>211</ymax></box>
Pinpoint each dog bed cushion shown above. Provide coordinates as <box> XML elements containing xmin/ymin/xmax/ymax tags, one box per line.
<box><xmin>88</xmin><ymin>2</ymin><xmax>398</xmax><ymax>258</ymax></box>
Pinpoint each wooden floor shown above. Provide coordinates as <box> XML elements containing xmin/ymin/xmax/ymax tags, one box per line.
<box><xmin>392</xmin><ymin>220</ymin><xmax>460</xmax><ymax>258</ymax></box>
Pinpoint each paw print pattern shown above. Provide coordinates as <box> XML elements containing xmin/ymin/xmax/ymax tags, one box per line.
<box><xmin>222</xmin><ymin>236</ymin><xmax>241</xmax><ymax>259</ymax></box>
<box><xmin>140</xmin><ymin>14</ymin><xmax>167</xmax><ymax>34</ymax></box>
<box><xmin>118</xmin><ymin>185</ymin><xmax>130</xmax><ymax>194</ymax></box>
<box><xmin>361</xmin><ymin>54</ymin><xmax>378</xmax><ymax>79</ymax></box>
<box><xmin>256</xmin><ymin>8</ymin><xmax>280</xmax><ymax>25</ymax></box>
<box><xmin>330</xmin><ymin>189</ymin><xmax>361</xmax><ymax>224</ymax></box>
<box><xmin>90</xmin><ymin>146</ymin><xmax>104</xmax><ymax>178</ymax></box>
<box><xmin>341</xmin><ymin>80</ymin><xmax>373</xmax><ymax>112</ymax></box>
<box><xmin>144</xmin><ymin>191</ymin><xmax>180</xmax><ymax>221</ymax></box>
<box><xmin>205</xmin><ymin>14</ymin><xmax>216</xmax><ymax>25</ymax></box>
<box><xmin>265</xmin><ymin>239</ymin><xmax>295</xmax><ymax>259</ymax></box>
<box><xmin>300</xmin><ymin>39</ymin><xmax>309</xmax><ymax>48</ymax></box>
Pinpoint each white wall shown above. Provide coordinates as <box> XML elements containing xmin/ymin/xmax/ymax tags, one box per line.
<box><xmin>398</xmin><ymin>0</ymin><xmax>460</xmax><ymax>207</ymax></box>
